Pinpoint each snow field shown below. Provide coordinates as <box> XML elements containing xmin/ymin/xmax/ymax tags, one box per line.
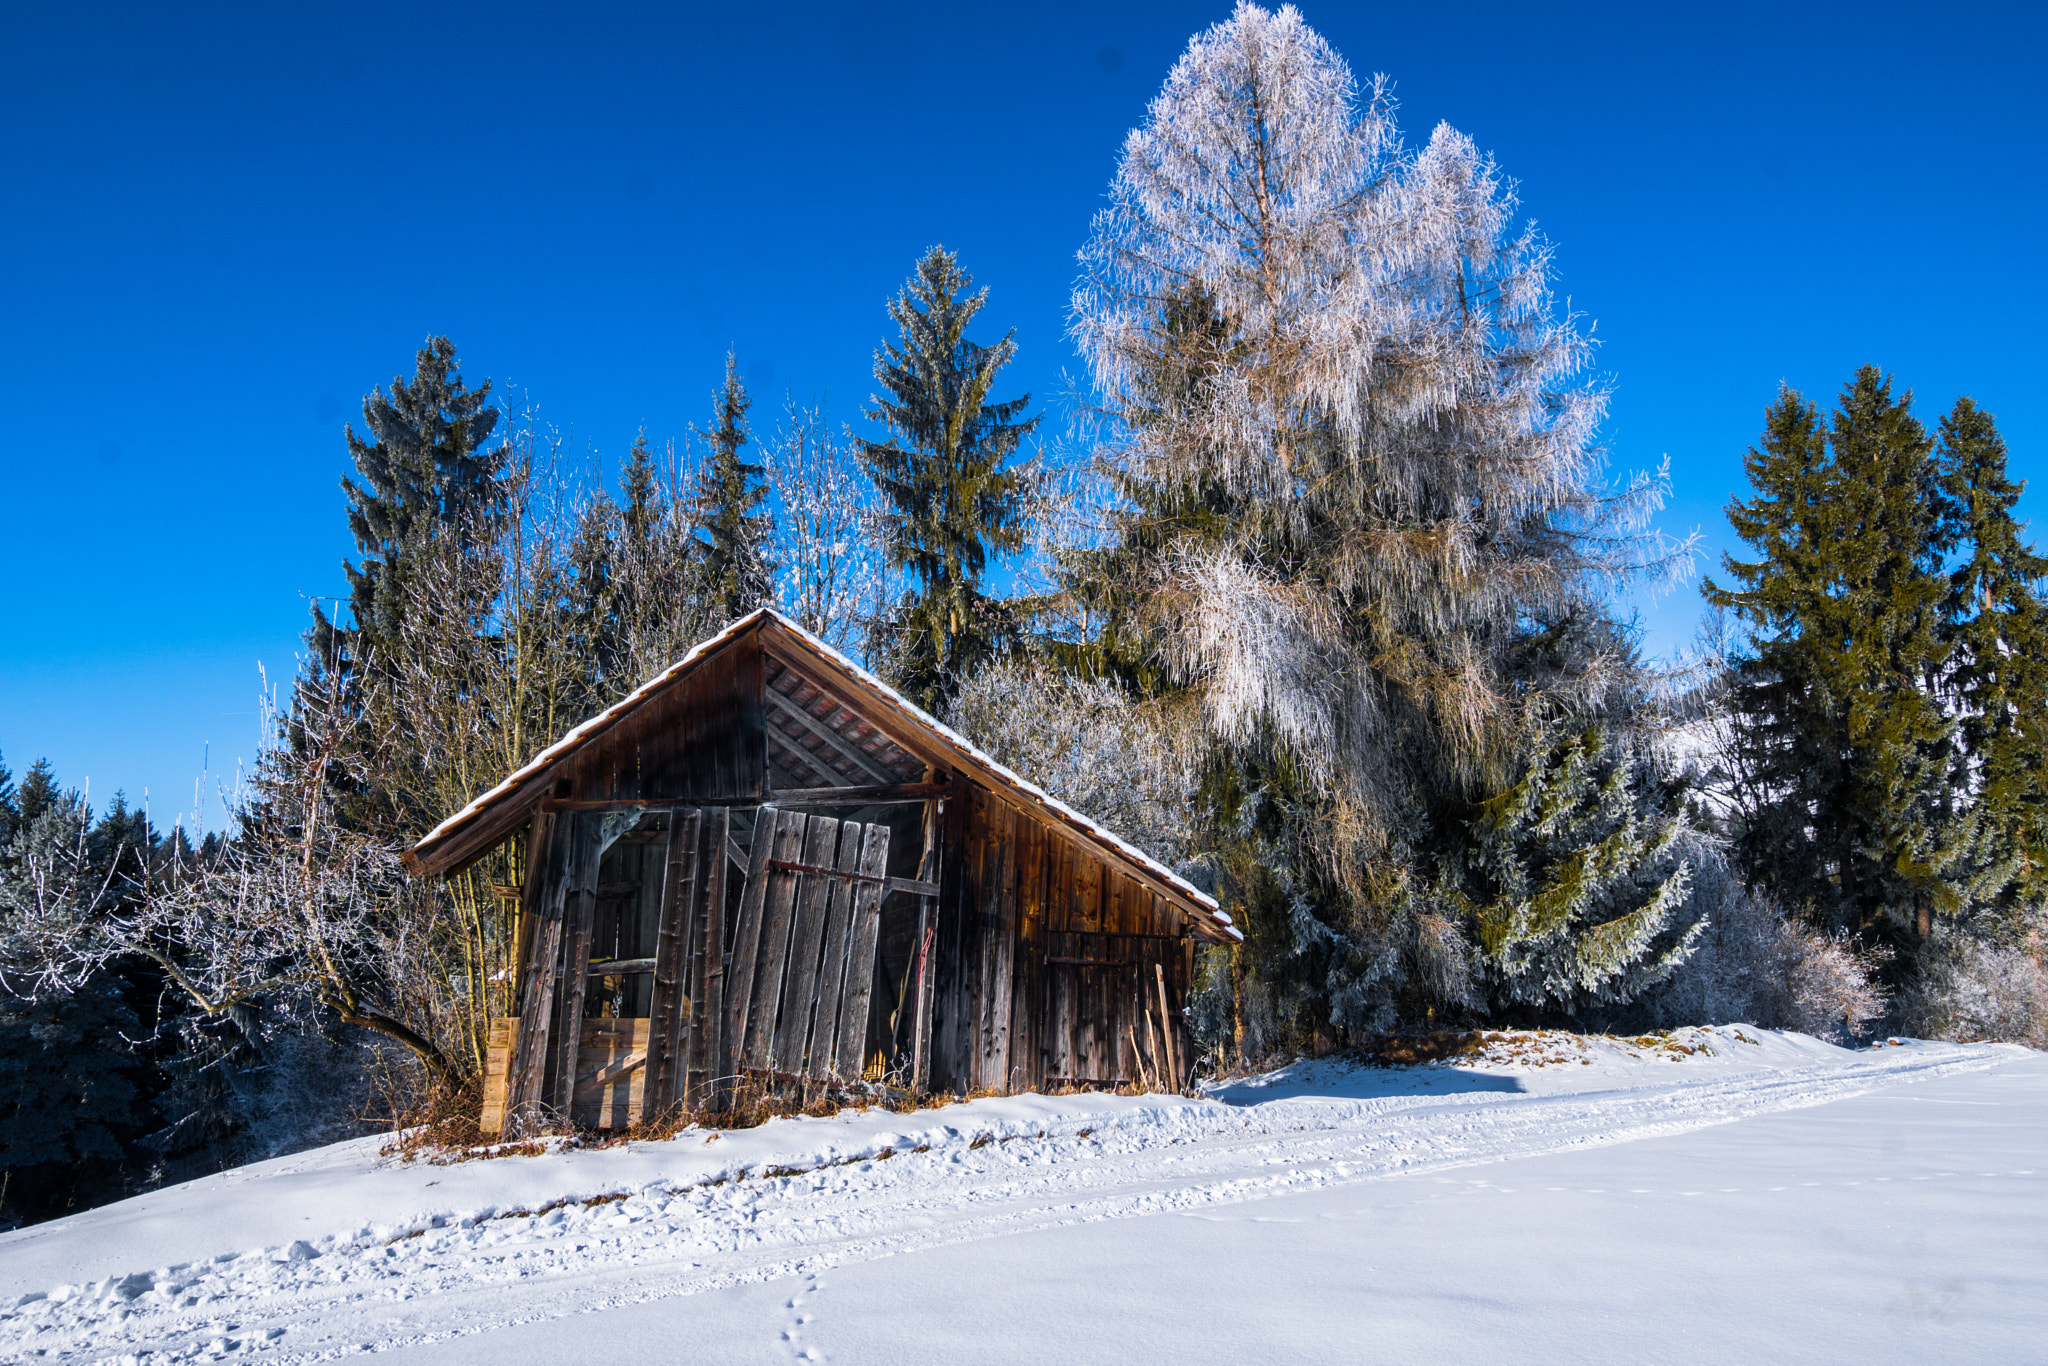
<box><xmin>0</xmin><ymin>1027</ymin><xmax>2030</xmax><ymax>1363</ymax></box>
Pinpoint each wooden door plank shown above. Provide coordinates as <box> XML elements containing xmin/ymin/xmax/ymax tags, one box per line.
<box><xmin>832</xmin><ymin>821</ymin><xmax>892</xmax><ymax>1082</ymax></box>
<box><xmin>645</xmin><ymin>808</ymin><xmax>701</xmax><ymax>1114</ymax></box>
<box><xmin>721</xmin><ymin>806</ymin><xmax>781</xmax><ymax>1079</ymax></box>
<box><xmin>1155</xmin><ymin>961</ymin><xmax>1181</xmax><ymax>1090</ymax></box>
<box><xmin>740</xmin><ymin>809</ymin><xmax>808</xmax><ymax>1070</ymax></box>
<box><xmin>772</xmin><ymin>815</ymin><xmax>842</xmax><ymax>1073</ymax></box>
<box><xmin>806</xmin><ymin>820</ymin><xmax>863</xmax><ymax>1081</ymax></box>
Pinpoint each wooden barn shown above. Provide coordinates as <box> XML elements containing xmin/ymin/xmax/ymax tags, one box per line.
<box><xmin>405</xmin><ymin>609</ymin><xmax>1240</xmax><ymax>1135</ymax></box>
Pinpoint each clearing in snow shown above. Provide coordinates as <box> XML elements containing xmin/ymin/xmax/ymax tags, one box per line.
<box><xmin>2</xmin><ymin>1027</ymin><xmax>2040</xmax><ymax>1363</ymax></box>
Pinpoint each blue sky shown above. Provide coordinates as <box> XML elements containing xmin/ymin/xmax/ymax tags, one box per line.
<box><xmin>2</xmin><ymin>0</ymin><xmax>2041</xmax><ymax>836</ymax></box>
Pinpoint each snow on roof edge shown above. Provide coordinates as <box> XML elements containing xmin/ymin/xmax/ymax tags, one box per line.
<box><xmin>411</xmin><ymin>608</ymin><xmax>1237</xmax><ymax>937</ymax></box>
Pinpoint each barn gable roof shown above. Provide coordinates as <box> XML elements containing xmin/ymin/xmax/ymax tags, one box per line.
<box><xmin>406</xmin><ymin>608</ymin><xmax>1238</xmax><ymax>942</ymax></box>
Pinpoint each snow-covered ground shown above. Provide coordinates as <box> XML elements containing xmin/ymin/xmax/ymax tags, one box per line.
<box><xmin>3</xmin><ymin>1027</ymin><xmax>2040</xmax><ymax>1364</ymax></box>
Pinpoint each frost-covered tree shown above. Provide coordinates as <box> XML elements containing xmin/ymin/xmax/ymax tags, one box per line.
<box><xmin>860</xmin><ymin>246</ymin><xmax>1039</xmax><ymax>709</ymax></box>
<box><xmin>768</xmin><ymin>401</ymin><xmax>886</xmax><ymax>654</ymax></box>
<box><xmin>1068</xmin><ymin>3</ymin><xmax>1676</xmax><ymax>1037</ymax></box>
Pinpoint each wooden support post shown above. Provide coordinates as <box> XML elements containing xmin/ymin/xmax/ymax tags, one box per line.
<box><xmin>504</xmin><ymin>809</ymin><xmax>567</xmax><ymax>1134</ymax></box>
<box><xmin>1154</xmin><ymin>962</ymin><xmax>1181</xmax><ymax>1093</ymax></box>
<box><xmin>909</xmin><ymin>797</ymin><xmax>940</xmax><ymax>1096</ymax></box>
<box><xmin>552</xmin><ymin>811</ymin><xmax>605</xmax><ymax>1115</ymax></box>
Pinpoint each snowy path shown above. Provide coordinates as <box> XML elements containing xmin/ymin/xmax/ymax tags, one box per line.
<box><xmin>1</xmin><ymin>1030</ymin><xmax>2034</xmax><ymax>1363</ymax></box>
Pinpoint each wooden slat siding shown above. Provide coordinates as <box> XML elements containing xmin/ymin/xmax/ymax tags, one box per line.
<box><xmin>690</xmin><ymin>805</ymin><xmax>731</xmax><ymax>1111</ymax></box>
<box><xmin>773</xmin><ymin>814</ymin><xmax>842</xmax><ymax>1072</ymax></box>
<box><xmin>981</xmin><ymin>802</ymin><xmax>1017</xmax><ymax>1092</ymax></box>
<box><xmin>935</xmin><ymin>786</ymin><xmax>972</xmax><ymax>1094</ymax></box>
<box><xmin>908</xmin><ymin>797</ymin><xmax>940</xmax><ymax>1095</ymax></box>
<box><xmin>569</xmin><ymin>1018</ymin><xmax>650</xmax><ymax>1127</ymax></box>
<box><xmin>552</xmin><ymin>811</ymin><xmax>605</xmax><ymax>1113</ymax></box>
<box><xmin>645</xmin><ymin>808</ymin><xmax>701</xmax><ymax>1113</ymax></box>
<box><xmin>833</xmin><ymin>821</ymin><xmax>891</xmax><ymax>1080</ymax></box>
<box><xmin>805</xmin><ymin>820</ymin><xmax>861</xmax><ymax>1081</ymax></box>
<box><xmin>741</xmin><ymin>810</ymin><xmax>809</xmax><ymax>1070</ymax></box>
<box><xmin>926</xmin><ymin>796</ymin><xmax>956</xmax><ymax>1093</ymax></box>
<box><xmin>964</xmin><ymin>788</ymin><xmax>995</xmax><ymax>1091</ymax></box>
<box><xmin>963</xmin><ymin>792</ymin><xmax>992</xmax><ymax>1092</ymax></box>
<box><xmin>1036</xmin><ymin>837</ymin><xmax>1067</xmax><ymax>1088</ymax></box>
<box><xmin>1009</xmin><ymin>817</ymin><xmax>1042</xmax><ymax>1093</ymax></box>
<box><xmin>505</xmin><ymin>810</ymin><xmax>570</xmax><ymax>1131</ymax></box>
<box><xmin>721</xmin><ymin>806</ymin><xmax>782</xmax><ymax>1083</ymax></box>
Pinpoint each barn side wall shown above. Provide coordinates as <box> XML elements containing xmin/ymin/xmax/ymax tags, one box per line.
<box><xmin>928</xmin><ymin>781</ymin><xmax>1196</xmax><ymax>1095</ymax></box>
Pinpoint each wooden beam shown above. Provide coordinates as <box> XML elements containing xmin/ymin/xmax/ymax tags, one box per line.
<box><xmin>766</xmin><ymin>781</ymin><xmax>950</xmax><ymax>806</ymax></box>
<box><xmin>765</xmin><ymin>689</ymin><xmax>904</xmax><ymax>785</ymax></box>
<box><xmin>768</xmin><ymin>728</ymin><xmax>851</xmax><ymax>786</ymax></box>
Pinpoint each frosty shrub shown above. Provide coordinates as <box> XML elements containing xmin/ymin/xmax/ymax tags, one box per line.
<box><xmin>1896</xmin><ymin>928</ymin><xmax>2048</xmax><ymax>1048</ymax></box>
<box><xmin>945</xmin><ymin>659</ymin><xmax>1197</xmax><ymax>868</ymax></box>
<box><xmin>1636</xmin><ymin>840</ymin><xmax>1887</xmax><ymax>1043</ymax></box>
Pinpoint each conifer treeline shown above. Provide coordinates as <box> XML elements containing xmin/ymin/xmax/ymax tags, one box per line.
<box><xmin>1706</xmin><ymin>368</ymin><xmax>2048</xmax><ymax>965</ymax></box>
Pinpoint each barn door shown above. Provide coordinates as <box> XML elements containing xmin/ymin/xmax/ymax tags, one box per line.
<box><xmin>499</xmin><ymin>806</ymin><xmax>731</xmax><ymax>1133</ymax></box>
<box><xmin>724</xmin><ymin>807</ymin><xmax>892</xmax><ymax>1087</ymax></box>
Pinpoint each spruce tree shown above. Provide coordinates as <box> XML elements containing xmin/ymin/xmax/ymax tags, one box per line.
<box><xmin>315</xmin><ymin>336</ymin><xmax>504</xmax><ymax>670</ymax></box>
<box><xmin>859</xmin><ymin>246</ymin><xmax>1038</xmax><ymax>709</ymax></box>
<box><xmin>1443</xmin><ymin>725</ymin><xmax>1699</xmax><ymax>1017</ymax></box>
<box><xmin>15</xmin><ymin>759</ymin><xmax>60</xmax><ymax>829</ymax></box>
<box><xmin>689</xmin><ymin>355</ymin><xmax>774</xmax><ymax>625</ymax></box>
<box><xmin>1940</xmin><ymin>397</ymin><xmax>2048</xmax><ymax>915</ymax></box>
<box><xmin>1706</xmin><ymin>369</ymin><xmax>1972</xmax><ymax>951</ymax></box>
<box><xmin>0</xmin><ymin>751</ymin><xmax>16</xmax><ymax>853</ymax></box>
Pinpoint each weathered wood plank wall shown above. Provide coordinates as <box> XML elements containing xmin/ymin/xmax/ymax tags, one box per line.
<box><xmin>923</xmin><ymin>781</ymin><xmax>1196</xmax><ymax>1095</ymax></box>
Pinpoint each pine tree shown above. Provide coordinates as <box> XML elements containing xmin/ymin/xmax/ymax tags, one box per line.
<box><xmin>1940</xmin><ymin>397</ymin><xmax>2048</xmax><ymax>915</ymax></box>
<box><xmin>690</xmin><ymin>355</ymin><xmax>774</xmax><ymax>626</ymax></box>
<box><xmin>859</xmin><ymin>246</ymin><xmax>1038</xmax><ymax>709</ymax></box>
<box><xmin>1706</xmin><ymin>369</ymin><xmax>1972</xmax><ymax>951</ymax></box>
